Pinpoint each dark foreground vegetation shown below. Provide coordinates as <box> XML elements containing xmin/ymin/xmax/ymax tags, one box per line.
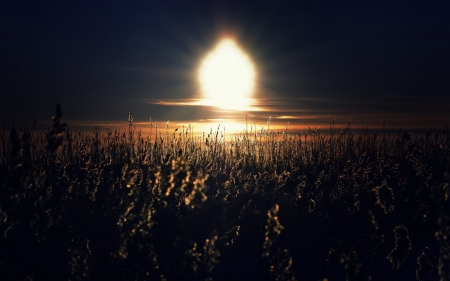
<box><xmin>1</xmin><ymin>105</ymin><xmax>449</xmax><ymax>280</ymax></box>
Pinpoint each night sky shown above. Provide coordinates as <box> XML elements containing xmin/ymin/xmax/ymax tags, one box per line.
<box><xmin>1</xmin><ymin>1</ymin><xmax>450</xmax><ymax>134</ymax></box>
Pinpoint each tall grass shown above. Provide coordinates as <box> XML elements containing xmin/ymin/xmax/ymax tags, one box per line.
<box><xmin>0</xmin><ymin>104</ymin><xmax>449</xmax><ymax>280</ymax></box>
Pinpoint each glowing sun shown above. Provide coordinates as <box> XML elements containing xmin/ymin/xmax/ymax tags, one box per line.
<box><xmin>198</xmin><ymin>39</ymin><xmax>256</xmax><ymax>110</ymax></box>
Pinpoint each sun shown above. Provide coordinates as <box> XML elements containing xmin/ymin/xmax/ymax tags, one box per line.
<box><xmin>198</xmin><ymin>39</ymin><xmax>256</xmax><ymax>110</ymax></box>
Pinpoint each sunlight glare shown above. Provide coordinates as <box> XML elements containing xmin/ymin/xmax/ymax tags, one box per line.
<box><xmin>198</xmin><ymin>39</ymin><xmax>256</xmax><ymax>110</ymax></box>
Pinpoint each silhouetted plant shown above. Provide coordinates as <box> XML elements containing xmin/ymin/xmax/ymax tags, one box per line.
<box><xmin>373</xmin><ymin>179</ymin><xmax>394</xmax><ymax>214</ymax></box>
<box><xmin>387</xmin><ymin>225</ymin><xmax>412</xmax><ymax>269</ymax></box>
<box><xmin>45</xmin><ymin>103</ymin><xmax>67</xmax><ymax>155</ymax></box>
<box><xmin>416</xmin><ymin>247</ymin><xmax>437</xmax><ymax>281</ymax></box>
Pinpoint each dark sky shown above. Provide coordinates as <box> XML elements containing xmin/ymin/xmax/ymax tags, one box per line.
<box><xmin>1</xmin><ymin>1</ymin><xmax>449</xmax><ymax>133</ymax></box>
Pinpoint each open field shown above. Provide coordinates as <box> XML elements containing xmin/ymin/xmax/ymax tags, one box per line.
<box><xmin>1</xmin><ymin>105</ymin><xmax>449</xmax><ymax>280</ymax></box>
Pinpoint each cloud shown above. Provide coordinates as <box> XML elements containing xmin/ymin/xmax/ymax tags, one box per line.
<box><xmin>276</xmin><ymin>116</ymin><xmax>301</xmax><ymax>119</ymax></box>
<box><xmin>143</xmin><ymin>99</ymin><xmax>204</xmax><ymax>106</ymax></box>
<box><xmin>137</xmin><ymin>95</ymin><xmax>450</xmax><ymax>130</ymax></box>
